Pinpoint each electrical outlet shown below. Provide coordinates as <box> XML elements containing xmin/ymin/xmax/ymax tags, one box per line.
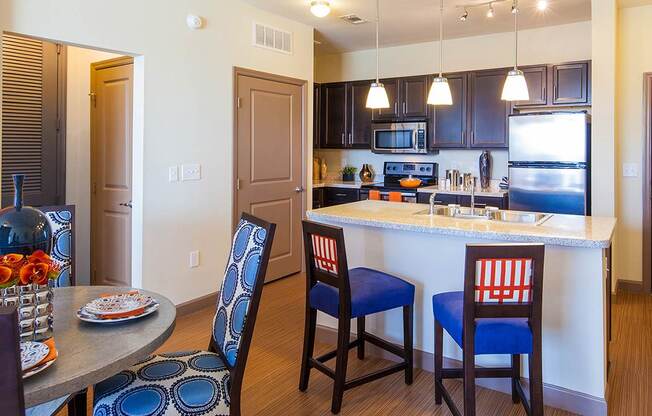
<box><xmin>169</xmin><ymin>166</ymin><xmax>179</xmax><ymax>182</ymax></box>
<box><xmin>623</xmin><ymin>163</ymin><xmax>639</xmax><ymax>178</ymax></box>
<box><xmin>189</xmin><ymin>250</ymin><xmax>200</xmax><ymax>268</ymax></box>
<box><xmin>182</xmin><ymin>163</ymin><xmax>201</xmax><ymax>181</ymax></box>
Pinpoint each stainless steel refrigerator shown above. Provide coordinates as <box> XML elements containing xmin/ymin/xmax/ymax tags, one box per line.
<box><xmin>508</xmin><ymin>112</ymin><xmax>591</xmax><ymax>215</ymax></box>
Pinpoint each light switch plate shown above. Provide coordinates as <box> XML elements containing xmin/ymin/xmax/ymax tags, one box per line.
<box><xmin>623</xmin><ymin>163</ymin><xmax>639</xmax><ymax>177</ymax></box>
<box><xmin>169</xmin><ymin>166</ymin><xmax>179</xmax><ymax>182</ymax></box>
<box><xmin>189</xmin><ymin>250</ymin><xmax>200</xmax><ymax>268</ymax></box>
<box><xmin>182</xmin><ymin>163</ymin><xmax>201</xmax><ymax>181</ymax></box>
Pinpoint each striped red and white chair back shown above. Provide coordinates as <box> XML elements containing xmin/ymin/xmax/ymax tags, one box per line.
<box><xmin>474</xmin><ymin>258</ymin><xmax>533</xmax><ymax>304</ymax></box>
<box><xmin>311</xmin><ymin>234</ymin><xmax>339</xmax><ymax>275</ymax></box>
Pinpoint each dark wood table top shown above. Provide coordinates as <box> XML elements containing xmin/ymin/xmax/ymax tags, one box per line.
<box><xmin>22</xmin><ymin>286</ymin><xmax>176</xmax><ymax>408</ymax></box>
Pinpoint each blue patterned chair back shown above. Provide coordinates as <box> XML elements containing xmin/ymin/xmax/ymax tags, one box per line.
<box><xmin>212</xmin><ymin>215</ymin><xmax>275</xmax><ymax>368</ymax></box>
<box><xmin>40</xmin><ymin>205</ymin><xmax>75</xmax><ymax>287</ymax></box>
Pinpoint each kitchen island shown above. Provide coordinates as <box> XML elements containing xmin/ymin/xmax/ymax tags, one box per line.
<box><xmin>307</xmin><ymin>200</ymin><xmax>615</xmax><ymax>415</ymax></box>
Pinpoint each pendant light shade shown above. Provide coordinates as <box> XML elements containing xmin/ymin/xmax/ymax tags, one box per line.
<box><xmin>428</xmin><ymin>0</ymin><xmax>452</xmax><ymax>106</ymax></box>
<box><xmin>310</xmin><ymin>1</ymin><xmax>331</xmax><ymax>18</ymax></box>
<box><xmin>502</xmin><ymin>0</ymin><xmax>529</xmax><ymax>101</ymax></box>
<box><xmin>366</xmin><ymin>0</ymin><xmax>390</xmax><ymax>109</ymax></box>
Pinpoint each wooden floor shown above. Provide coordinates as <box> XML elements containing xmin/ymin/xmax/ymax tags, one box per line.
<box><xmin>65</xmin><ymin>274</ymin><xmax>650</xmax><ymax>415</ymax></box>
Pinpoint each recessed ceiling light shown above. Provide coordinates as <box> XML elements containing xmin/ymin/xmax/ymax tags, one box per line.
<box><xmin>537</xmin><ymin>0</ymin><xmax>548</xmax><ymax>11</ymax></box>
<box><xmin>310</xmin><ymin>0</ymin><xmax>331</xmax><ymax>18</ymax></box>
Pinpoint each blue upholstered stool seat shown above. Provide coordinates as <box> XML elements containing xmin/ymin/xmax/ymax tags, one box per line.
<box><xmin>310</xmin><ymin>267</ymin><xmax>415</xmax><ymax>318</ymax></box>
<box><xmin>93</xmin><ymin>351</ymin><xmax>231</xmax><ymax>416</ymax></box>
<box><xmin>432</xmin><ymin>291</ymin><xmax>533</xmax><ymax>355</ymax></box>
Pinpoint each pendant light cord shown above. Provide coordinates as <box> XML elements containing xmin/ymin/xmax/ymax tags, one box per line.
<box><xmin>439</xmin><ymin>0</ymin><xmax>444</xmax><ymax>77</ymax></box>
<box><xmin>375</xmin><ymin>0</ymin><xmax>380</xmax><ymax>83</ymax></box>
<box><xmin>513</xmin><ymin>0</ymin><xmax>519</xmax><ymax>70</ymax></box>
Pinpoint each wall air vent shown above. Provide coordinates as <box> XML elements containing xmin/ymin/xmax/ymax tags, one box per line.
<box><xmin>339</xmin><ymin>14</ymin><xmax>368</xmax><ymax>25</ymax></box>
<box><xmin>253</xmin><ymin>22</ymin><xmax>293</xmax><ymax>54</ymax></box>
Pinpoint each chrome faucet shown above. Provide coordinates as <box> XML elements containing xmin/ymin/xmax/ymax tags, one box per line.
<box><xmin>429</xmin><ymin>192</ymin><xmax>438</xmax><ymax>215</ymax></box>
<box><xmin>470</xmin><ymin>177</ymin><xmax>476</xmax><ymax>215</ymax></box>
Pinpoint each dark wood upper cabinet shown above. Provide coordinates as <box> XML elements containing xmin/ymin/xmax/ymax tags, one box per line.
<box><xmin>321</xmin><ymin>83</ymin><xmax>347</xmax><ymax>148</ymax></box>
<box><xmin>514</xmin><ymin>66</ymin><xmax>548</xmax><ymax>107</ymax></box>
<box><xmin>348</xmin><ymin>81</ymin><xmax>373</xmax><ymax>148</ymax></box>
<box><xmin>313</xmin><ymin>83</ymin><xmax>321</xmax><ymax>148</ymax></box>
<box><xmin>552</xmin><ymin>62</ymin><xmax>590</xmax><ymax>105</ymax></box>
<box><xmin>468</xmin><ymin>69</ymin><xmax>511</xmax><ymax>148</ymax></box>
<box><xmin>401</xmin><ymin>76</ymin><xmax>429</xmax><ymax>118</ymax></box>
<box><xmin>372</xmin><ymin>78</ymin><xmax>401</xmax><ymax>120</ymax></box>
<box><xmin>431</xmin><ymin>73</ymin><xmax>468</xmax><ymax>148</ymax></box>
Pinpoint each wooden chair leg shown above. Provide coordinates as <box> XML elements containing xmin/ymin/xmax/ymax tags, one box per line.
<box><xmin>357</xmin><ymin>316</ymin><xmax>365</xmax><ymax>360</ymax></box>
<box><xmin>299</xmin><ymin>308</ymin><xmax>317</xmax><ymax>392</ymax></box>
<box><xmin>462</xmin><ymin>344</ymin><xmax>476</xmax><ymax>416</ymax></box>
<box><xmin>434</xmin><ymin>319</ymin><xmax>443</xmax><ymax>405</ymax></box>
<box><xmin>403</xmin><ymin>304</ymin><xmax>414</xmax><ymax>385</ymax></box>
<box><xmin>67</xmin><ymin>389</ymin><xmax>88</xmax><ymax>416</ymax></box>
<box><xmin>529</xmin><ymin>349</ymin><xmax>544</xmax><ymax>416</ymax></box>
<box><xmin>331</xmin><ymin>317</ymin><xmax>351</xmax><ymax>414</ymax></box>
<box><xmin>511</xmin><ymin>354</ymin><xmax>521</xmax><ymax>404</ymax></box>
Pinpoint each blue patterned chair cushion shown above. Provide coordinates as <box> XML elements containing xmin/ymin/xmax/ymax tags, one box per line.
<box><xmin>212</xmin><ymin>219</ymin><xmax>267</xmax><ymax>367</ymax></box>
<box><xmin>93</xmin><ymin>351</ymin><xmax>230</xmax><ymax>416</ymax></box>
<box><xmin>42</xmin><ymin>207</ymin><xmax>74</xmax><ymax>287</ymax></box>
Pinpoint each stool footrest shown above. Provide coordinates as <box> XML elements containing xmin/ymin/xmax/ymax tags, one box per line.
<box><xmin>344</xmin><ymin>362</ymin><xmax>406</xmax><ymax>391</ymax></box>
<box><xmin>435</xmin><ymin>380</ymin><xmax>463</xmax><ymax>416</ymax></box>
<box><xmin>364</xmin><ymin>331</ymin><xmax>405</xmax><ymax>359</ymax></box>
<box><xmin>314</xmin><ymin>339</ymin><xmax>361</xmax><ymax>364</ymax></box>
<box><xmin>514</xmin><ymin>377</ymin><xmax>531</xmax><ymax>414</ymax></box>
<box><xmin>441</xmin><ymin>366</ymin><xmax>513</xmax><ymax>379</ymax></box>
<box><xmin>310</xmin><ymin>358</ymin><xmax>336</xmax><ymax>380</ymax></box>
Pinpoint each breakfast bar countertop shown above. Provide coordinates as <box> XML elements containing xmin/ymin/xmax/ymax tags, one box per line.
<box><xmin>307</xmin><ymin>200</ymin><xmax>616</xmax><ymax>249</ymax></box>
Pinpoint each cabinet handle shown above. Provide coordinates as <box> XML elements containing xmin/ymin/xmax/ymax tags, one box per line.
<box><xmin>349</xmin><ymin>133</ymin><xmax>352</xmax><ymax>144</ymax></box>
<box><xmin>470</xmin><ymin>131</ymin><xmax>475</xmax><ymax>142</ymax></box>
<box><xmin>341</xmin><ymin>133</ymin><xmax>345</xmax><ymax>143</ymax></box>
<box><xmin>335</xmin><ymin>193</ymin><xmax>347</xmax><ymax>197</ymax></box>
<box><xmin>403</xmin><ymin>102</ymin><xmax>407</xmax><ymax>114</ymax></box>
<box><xmin>462</xmin><ymin>131</ymin><xmax>466</xmax><ymax>143</ymax></box>
<box><xmin>543</xmin><ymin>86</ymin><xmax>547</xmax><ymax>101</ymax></box>
<box><xmin>394</xmin><ymin>102</ymin><xmax>398</xmax><ymax>114</ymax></box>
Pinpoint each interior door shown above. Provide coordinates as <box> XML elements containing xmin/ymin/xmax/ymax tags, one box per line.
<box><xmin>91</xmin><ymin>59</ymin><xmax>133</xmax><ymax>286</ymax></box>
<box><xmin>236</xmin><ymin>72</ymin><xmax>304</xmax><ymax>282</ymax></box>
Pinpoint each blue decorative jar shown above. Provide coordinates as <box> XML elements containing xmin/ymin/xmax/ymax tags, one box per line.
<box><xmin>0</xmin><ymin>174</ymin><xmax>53</xmax><ymax>256</ymax></box>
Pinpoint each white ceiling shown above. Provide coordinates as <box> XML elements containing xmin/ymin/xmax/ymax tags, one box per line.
<box><xmin>243</xmin><ymin>0</ymin><xmax>591</xmax><ymax>55</ymax></box>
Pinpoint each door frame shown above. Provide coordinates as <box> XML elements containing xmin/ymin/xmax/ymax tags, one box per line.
<box><xmin>643</xmin><ymin>73</ymin><xmax>652</xmax><ymax>293</ymax></box>
<box><xmin>231</xmin><ymin>67</ymin><xmax>308</xmax><ymax>267</ymax></box>
<box><xmin>89</xmin><ymin>56</ymin><xmax>135</xmax><ymax>285</ymax></box>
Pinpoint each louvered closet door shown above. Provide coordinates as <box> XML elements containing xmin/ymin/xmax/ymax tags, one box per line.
<box><xmin>1</xmin><ymin>34</ymin><xmax>63</xmax><ymax>207</ymax></box>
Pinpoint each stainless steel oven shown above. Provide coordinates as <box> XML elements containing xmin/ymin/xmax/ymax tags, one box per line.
<box><xmin>371</xmin><ymin>122</ymin><xmax>427</xmax><ymax>154</ymax></box>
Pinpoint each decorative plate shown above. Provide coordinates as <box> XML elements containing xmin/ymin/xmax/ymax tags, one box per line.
<box><xmin>23</xmin><ymin>350</ymin><xmax>57</xmax><ymax>379</ymax></box>
<box><xmin>20</xmin><ymin>341</ymin><xmax>50</xmax><ymax>372</ymax></box>
<box><xmin>83</xmin><ymin>293</ymin><xmax>154</xmax><ymax>316</ymax></box>
<box><xmin>77</xmin><ymin>301</ymin><xmax>160</xmax><ymax>324</ymax></box>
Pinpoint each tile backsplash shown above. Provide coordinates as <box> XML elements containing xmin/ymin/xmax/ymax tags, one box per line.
<box><xmin>314</xmin><ymin>149</ymin><xmax>508</xmax><ymax>181</ymax></box>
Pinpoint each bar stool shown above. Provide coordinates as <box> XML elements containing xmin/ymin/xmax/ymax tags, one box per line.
<box><xmin>432</xmin><ymin>243</ymin><xmax>545</xmax><ymax>416</ymax></box>
<box><xmin>369</xmin><ymin>190</ymin><xmax>381</xmax><ymax>200</ymax></box>
<box><xmin>299</xmin><ymin>220</ymin><xmax>415</xmax><ymax>414</ymax></box>
<box><xmin>388</xmin><ymin>191</ymin><xmax>403</xmax><ymax>202</ymax></box>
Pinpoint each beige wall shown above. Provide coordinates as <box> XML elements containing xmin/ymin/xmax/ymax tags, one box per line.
<box><xmin>615</xmin><ymin>4</ymin><xmax>652</xmax><ymax>284</ymax></box>
<box><xmin>66</xmin><ymin>46</ymin><xmax>122</xmax><ymax>285</ymax></box>
<box><xmin>0</xmin><ymin>0</ymin><xmax>314</xmax><ymax>304</ymax></box>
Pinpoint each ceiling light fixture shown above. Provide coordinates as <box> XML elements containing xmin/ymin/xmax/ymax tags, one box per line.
<box><xmin>428</xmin><ymin>0</ymin><xmax>453</xmax><ymax>106</ymax></box>
<box><xmin>536</xmin><ymin>0</ymin><xmax>548</xmax><ymax>11</ymax></box>
<box><xmin>459</xmin><ymin>8</ymin><xmax>469</xmax><ymax>21</ymax></box>
<box><xmin>486</xmin><ymin>3</ymin><xmax>495</xmax><ymax>18</ymax></box>
<box><xmin>502</xmin><ymin>0</ymin><xmax>529</xmax><ymax>101</ymax></box>
<box><xmin>366</xmin><ymin>0</ymin><xmax>390</xmax><ymax>109</ymax></box>
<box><xmin>310</xmin><ymin>0</ymin><xmax>331</xmax><ymax>18</ymax></box>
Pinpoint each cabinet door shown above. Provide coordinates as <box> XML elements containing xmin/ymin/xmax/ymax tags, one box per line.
<box><xmin>469</xmin><ymin>69</ymin><xmax>511</xmax><ymax>148</ymax></box>
<box><xmin>313</xmin><ymin>83</ymin><xmax>321</xmax><ymax>148</ymax></box>
<box><xmin>372</xmin><ymin>78</ymin><xmax>401</xmax><ymax>120</ymax></box>
<box><xmin>401</xmin><ymin>76</ymin><xmax>429</xmax><ymax>118</ymax></box>
<box><xmin>349</xmin><ymin>81</ymin><xmax>373</xmax><ymax>148</ymax></box>
<box><xmin>514</xmin><ymin>66</ymin><xmax>548</xmax><ymax>107</ymax></box>
<box><xmin>324</xmin><ymin>187</ymin><xmax>359</xmax><ymax>206</ymax></box>
<box><xmin>321</xmin><ymin>83</ymin><xmax>348</xmax><ymax>148</ymax></box>
<box><xmin>431</xmin><ymin>73</ymin><xmax>468</xmax><ymax>148</ymax></box>
<box><xmin>552</xmin><ymin>62</ymin><xmax>589</xmax><ymax>105</ymax></box>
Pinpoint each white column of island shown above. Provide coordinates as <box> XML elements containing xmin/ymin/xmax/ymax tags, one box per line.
<box><xmin>307</xmin><ymin>200</ymin><xmax>616</xmax><ymax>415</ymax></box>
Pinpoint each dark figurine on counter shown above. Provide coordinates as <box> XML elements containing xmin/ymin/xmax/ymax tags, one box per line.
<box><xmin>479</xmin><ymin>150</ymin><xmax>492</xmax><ymax>189</ymax></box>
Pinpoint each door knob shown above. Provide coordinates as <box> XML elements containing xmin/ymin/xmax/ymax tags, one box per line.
<box><xmin>120</xmin><ymin>201</ymin><xmax>133</xmax><ymax>208</ymax></box>
<box><xmin>295</xmin><ymin>187</ymin><xmax>304</xmax><ymax>193</ymax></box>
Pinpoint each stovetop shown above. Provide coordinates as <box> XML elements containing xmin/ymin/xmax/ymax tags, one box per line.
<box><xmin>361</xmin><ymin>161</ymin><xmax>438</xmax><ymax>192</ymax></box>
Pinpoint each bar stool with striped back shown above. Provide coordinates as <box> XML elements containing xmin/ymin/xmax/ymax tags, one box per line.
<box><xmin>300</xmin><ymin>220</ymin><xmax>415</xmax><ymax>414</ymax></box>
<box><xmin>432</xmin><ymin>244</ymin><xmax>545</xmax><ymax>416</ymax></box>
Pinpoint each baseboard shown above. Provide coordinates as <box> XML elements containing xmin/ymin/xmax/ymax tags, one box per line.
<box><xmin>176</xmin><ymin>291</ymin><xmax>218</xmax><ymax>317</ymax></box>
<box><xmin>316</xmin><ymin>324</ymin><xmax>607</xmax><ymax>416</ymax></box>
<box><xmin>616</xmin><ymin>279</ymin><xmax>643</xmax><ymax>293</ymax></box>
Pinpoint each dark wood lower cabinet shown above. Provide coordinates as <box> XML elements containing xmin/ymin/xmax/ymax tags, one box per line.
<box><xmin>312</xmin><ymin>188</ymin><xmax>324</xmax><ymax>209</ymax></box>
<box><xmin>323</xmin><ymin>187</ymin><xmax>359</xmax><ymax>207</ymax></box>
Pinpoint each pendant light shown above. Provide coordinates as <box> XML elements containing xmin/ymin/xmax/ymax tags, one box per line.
<box><xmin>428</xmin><ymin>0</ymin><xmax>453</xmax><ymax>105</ymax></box>
<box><xmin>366</xmin><ymin>0</ymin><xmax>390</xmax><ymax>109</ymax></box>
<box><xmin>501</xmin><ymin>0</ymin><xmax>529</xmax><ymax>101</ymax></box>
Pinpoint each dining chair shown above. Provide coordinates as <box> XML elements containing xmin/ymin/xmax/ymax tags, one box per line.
<box><xmin>299</xmin><ymin>220</ymin><xmax>415</xmax><ymax>414</ymax></box>
<box><xmin>92</xmin><ymin>213</ymin><xmax>276</xmax><ymax>416</ymax></box>
<box><xmin>432</xmin><ymin>243</ymin><xmax>545</xmax><ymax>416</ymax></box>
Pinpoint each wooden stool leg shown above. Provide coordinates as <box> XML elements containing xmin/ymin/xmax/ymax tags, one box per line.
<box><xmin>463</xmin><ymin>344</ymin><xmax>476</xmax><ymax>416</ymax></box>
<box><xmin>529</xmin><ymin>350</ymin><xmax>544</xmax><ymax>416</ymax></box>
<box><xmin>357</xmin><ymin>316</ymin><xmax>365</xmax><ymax>360</ymax></box>
<box><xmin>511</xmin><ymin>354</ymin><xmax>521</xmax><ymax>404</ymax></box>
<box><xmin>331</xmin><ymin>318</ymin><xmax>350</xmax><ymax>414</ymax></box>
<box><xmin>434</xmin><ymin>319</ymin><xmax>443</xmax><ymax>405</ymax></box>
<box><xmin>299</xmin><ymin>308</ymin><xmax>317</xmax><ymax>392</ymax></box>
<box><xmin>403</xmin><ymin>305</ymin><xmax>414</xmax><ymax>385</ymax></box>
<box><xmin>67</xmin><ymin>389</ymin><xmax>88</xmax><ymax>416</ymax></box>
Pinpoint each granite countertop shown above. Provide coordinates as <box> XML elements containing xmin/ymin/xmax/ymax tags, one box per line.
<box><xmin>312</xmin><ymin>180</ymin><xmax>380</xmax><ymax>189</ymax></box>
<box><xmin>307</xmin><ymin>200</ymin><xmax>616</xmax><ymax>248</ymax></box>
<box><xmin>418</xmin><ymin>185</ymin><xmax>507</xmax><ymax>198</ymax></box>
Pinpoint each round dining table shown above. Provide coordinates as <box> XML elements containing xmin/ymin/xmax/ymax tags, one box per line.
<box><xmin>22</xmin><ymin>286</ymin><xmax>177</xmax><ymax>409</ymax></box>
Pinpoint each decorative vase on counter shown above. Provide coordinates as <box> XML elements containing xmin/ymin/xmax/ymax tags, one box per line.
<box><xmin>479</xmin><ymin>151</ymin><xmax>492</xmax><ymax>189</ymax></box>
<box><xmin>359</xmin><ymin>164</ymin><xmax>374</xmax><ymax>183</ymax></box>
<box><xmin>320</xmin><ymin>159</ymin><xmax>328</xmax><ymax>180</ymax></box>
<box><xmin>313</xmin><ymin>158</ymin><xmax>320</xmax><ymax>181</ymax></box>
<box><xmin>0</xmin><ymin>174</ymin><xmax>56</xmax><ymax>341</ymax></box>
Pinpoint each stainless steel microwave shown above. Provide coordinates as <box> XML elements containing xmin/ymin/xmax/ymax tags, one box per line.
<box><xmin>371</xmin><ymin>122</ymin><xmax>428</xmax><ymax>154</ymax></box>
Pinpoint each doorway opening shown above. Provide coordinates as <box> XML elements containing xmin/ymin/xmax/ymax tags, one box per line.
<box><xmin>1</xmin><ymin>32</ymin><xmax>144</xmax><ymax>288</ymax></box>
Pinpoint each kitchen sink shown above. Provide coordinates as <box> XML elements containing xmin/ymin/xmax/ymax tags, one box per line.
<box><xmin>488</xmin><ymin>210</ymin><xmax>551</xmax><ymax>224</ymax></box>
<box><xmin>415</xmin><ymin>206</ymin><xmax>552</xmax><ymax>225</ymax></box>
